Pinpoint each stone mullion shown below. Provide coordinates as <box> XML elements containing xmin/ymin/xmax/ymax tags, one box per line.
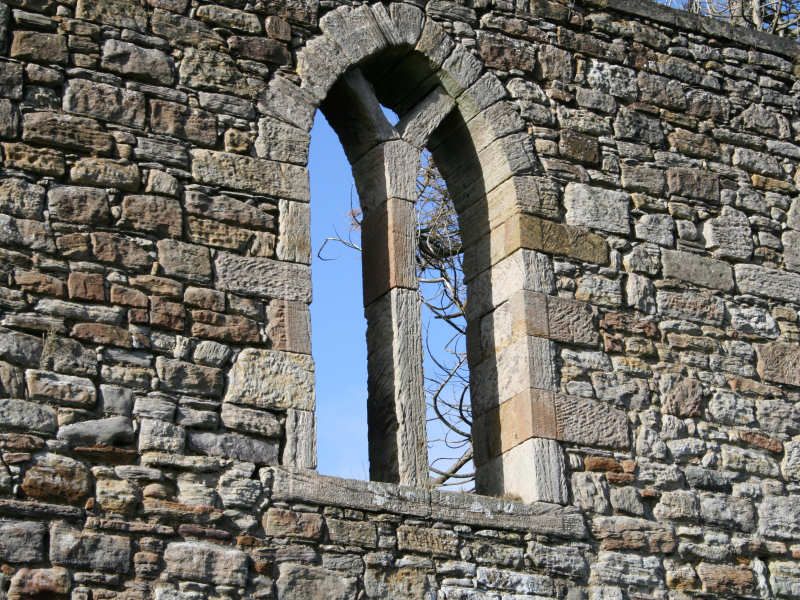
<box><xmin>357</xmin><ymin>139</ymin><xmax>429</xmax><ymax>487</ymax></box>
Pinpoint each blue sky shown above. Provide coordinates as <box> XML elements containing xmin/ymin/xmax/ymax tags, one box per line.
<box><xmin>309</xmin><ymin>111</ymin><xmax>371</xmax><ymax>480</ymax></box>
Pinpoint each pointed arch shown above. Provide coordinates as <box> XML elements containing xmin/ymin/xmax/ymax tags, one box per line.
<box><xmin>260</xmin><ymin>2</ymin><xmax>596</xmax><ymax>503</ymax></box>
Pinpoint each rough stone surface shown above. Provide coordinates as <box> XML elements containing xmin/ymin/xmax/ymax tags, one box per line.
<box><xmin>0</xmin><ymin>1</ymin><xmax>797</xmax><ymax>598</ymax></box>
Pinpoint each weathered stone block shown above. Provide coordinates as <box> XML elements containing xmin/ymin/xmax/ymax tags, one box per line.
<box><xmin>64</xmin><ymin>79</ymin><xmax>146</xmax><ymax>129</ymax></box>
<box><xmin>71</xmin><ymin>159</ymin><xmax>140</xmax><ymax>192</ymax></box>
<box><xmin>10</xmin><ymin>31</ymin><xmax>67</xmax><ymax>64</ymax></box>
<box><xmin>179</xmin><ymin>48</ymin><xmax>257</xmax><ymax>98</ymax></box>
<box><xmin>21</xmin><ymin>453</ymin><xmax>92</xmax><ymax>505</ymax></box>
<box><xmin>22</xmin><ymin>112</ymin><xmax>114</xmax><ymax>156</ymax></box>
<box><xmin>101</xmin><ymin>39</ymin><xmax>174</xmax><ymax>85</ymax></box>
<box><xmin>191</xmin><ymin>149</ymin><xmax>309</xmax><ymax>201</ymax></box>
<box><xmin>50</xmin><ymin>521</ymin><xmax>131</xmax><ymax>573</ymax></box>
<box><xmin>150</xmin><ymin>100</ymin><xmax>218</xmax><ymax>146</ymax></box>
<box><xmin>564</xmin><ymin>183</ymin><xmax>630</xmax><ymax>235</ymax></box>
<box><xmin>188</xmin><ymin>430</ymin><xmax>278</xmax><ymax>464</ymax></box>
<box><xmin>0</xmin><ymin>400</ymin><xmax>58</xmax><ymax>434</ymax></box>
<box><xmin>0</xmin><ymin>178</ymin><xmax>45</xmax><ymax>220</ymax></box>
<box><xmin>224</xmin><ymin>349</ymin><xmax>313</xmax><ymax>410</ymax></box>
<box><xmin>76</xmin><ymin>0</ymin><xmax>148</xmax><ymax>31</ymax></box>
<box><xmin>0</xmin><ymin>520</ymin><xmax>46</xmax><ymax>563</ymax></box>
<box><xmin>26</xmin><ymin>369</ymin><xmax>96</xmax><ymax>408</ymax></box>
<box><xmin>0</xmin><ymin>327</ymin><xmax>43</xmax><ymax>367</ymax></box>
<box><xmin>156</xmin><ymin>357</ymin><xmax>223</xmax><ymax>397</ymax></box>
<box><xmin>397</xmin><ymin>525</ymin><xmax>459</xmax><ymax>557</ymax></box>
<box><xmin>326</xmin><ymin>518</ymin><xmax>377</xmax><ymax>548</ymax></box>
<box><xmin>264</xmin><ymin>507</ymin><xmax>323</xmax><ymax>540</ymax></box>
<box><xmin>661</xmin><ymin>249</ymin><xmax>734</xmax><ymax>292</ymax></box>
<box><xmin>704</xmin><ymin>205</ymin><xmax>753</xmax><ymax>260</ymax></box>
<box><xmin>8</xmin><ymin>567</ymin><xmax>70</xmax><ymax>598</ymax></box>
<box><xmin>57</xmin><ymin>416</ymin><xmax>135</xmax><ymax>447</ymax></box>
<box><xmin>276</xmin><ymin>564</ymin><xmax>357</xmax><ymax>600</ymax></box>
<box><xmin>656</xmin><ymin>290</ymin><xmax>726</xmax><ymax>325</ymax></box>
<box><xmin>221</xmin><ymin>403</ymin><xmax>280</xmax><ymax>438</ymax></box>
<box><xmin>756</xmin><ymin>342</ymin><xmax>800</xmax><ymax>387</ymax></box>
<box><xmin>48</xmin><ymin>186</ymin><xmax>110</xmax><ymax>225</ymax></box>
<box><xmin>666</xmin><ymin>167</ymin><xmax>719</xmax><ymax>202</ymax></box>
<box><xmin>215</xmin><ymin>251</ymin><xmax>310</xmax><ymax>302</ymax></box>
<box><xmin>2</xmin><ymin>142</ymin><xmax>65</xmax><ymax>177</ymax></box>
<box><xmin>735</xmin><ymin>264</ymin><xmax>800</xmax><ymax>303</ymax></box>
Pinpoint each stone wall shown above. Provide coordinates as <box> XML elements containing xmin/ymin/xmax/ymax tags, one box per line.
<box><xmin>0</xmin><ymin>0</ymin><xmax>799</xmax><ymax>597</ymax></box>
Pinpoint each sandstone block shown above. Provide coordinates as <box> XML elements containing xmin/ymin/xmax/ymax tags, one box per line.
<box><xmin>656</xmin><ymin>290</ymin><xmax>726</xmax><ymax>325</ymax></box>
<box><xmin>667</xmin><ymin>167</ymin><xmax>719</xmax><ymax>201</ymax></box>
<box><xmin>8</xmin><ymin>567</ymin><xmax>70</xmax><ymax>598</ymax></box>
<box><xmin>157</xmin><ymin>239</ymin><xmax>211</xmax><ymax>283</ymax></box>
<box><xmin>11</xmin><ymin>31</ymin><xmax>67</xmax><ymax>64</ymax></box>
<box><xmin>179</xmin><ymin>47</ymin><xmax>256</xmax><ymax>97</ymax></box>
<box><xmin>224</xmin><ymin>348</ymin><xmax>314</xmax><ymax>411</ymax></box>
<box><xmin>48</xmin><ymin>186</ymin><xmax>110</xmax><ymax>225</ymax></box>
<box><xmin>735</xmin><ymin>264</ymin><xmax>800</xmax><ymax>303</ymax></box>
<box><xmin>188</xmin><ymin>430</ymin><xmax>278</xmax><ymax>464</ymax></box>
<box><xmin>196</xmin><ymin>5</ymin><xmax>262</xmax><ymax>32</ymax></box>
<box><xmin>26</xmin><ymin>369</ymin><xmax>96</xmax><ymax>408</ymax></box>
<box><xmin>21</xmin><ymin>453</ymin><xmax>92</xmax><ymax>505</ymax></box>
<box><xmin>0</xmin><ymin>178</ymin><xmax>45</xmax><ymax>220</ymax></box>
<box><xmin>91</xmin><ymin>232</ymin><xmax>152</xmax><ymax>270</ymax></box>
<box><xmin>72</xmin><ymin>323</ymin><xmax>133</xmax><ymax>348</ymax></box>
<box><xmin>276</xmin><ymin>564</ymin><xmax>357</xmax><ymax>600</ymax></box>
<box><xmin>64</xmin><ymin>79</ymin><xmax>146</xmax><ymax>128</ymax></box>
<box><xmin>50</xmin><ymin>521</ymin><xmax>131</xmax><ymax>573</ymax></box>
<box><xmin>156</xmin><ymin>357</ymin><xmax>223</xmax><ymax>397</ymax></box>
<box><xmin>264</xmin><ymin>507</ymin><xmax>323</xmax><ymax>540</ymax></box>
<box><xmin>150</xmin><ymin>99</ymin><xmax>217</xmax><ymax>146</ymax></box>
<box><xmin>151</xmin><ymin>9</ymin><xmax>225</xmax><ymax>49</ymax></box>
<box><xmin>57</xmin><ymin>416</ymin><xmax>135</xmax><ymax>447</ymax></box>
<box><xmin>2</xmin><ymin>142</ymin><xmax>65</xmax><ymax>177</ymax></box>
<box><xmin>564</xmin><ymin>183</ymin><xmax>630</xmax><ymax>235</ymax></box>
<box><xmin>120</xmin><ymin>195</ymin><xmax>182</xmax><ymax>238</ymax></box>
<box><xmin>221</xmin><ymin>403</ymin><xmax>280</xmax><ymax>438</ymax></box>
<box><xmin>696</xmin><ymin>562</ymin><xmax>754</xmax><ymax>596</ymax></box>
<box><xmin>191</xmin><ymin>149</ymin><xmax>309</xmax><ymax>201</ymax></box>
<box><xmin>71</xmin><ymin>159</ymin><xmax>140</xmax><ymax>192</ymax></box>
<box><xmin>704</xmin><ymin>205</ymin><xmax>753</xmax><ymax>260</ymax></box>
<box><xmin>756</xmin><ymin>342</ymin><xmax>800</xmax><ymax>387</ymax></box>
<box><xmin>661</xmin><ymin>249</ymin><xmax>734</xmax><ymax>291</ymax></box>
<box><xmin>68</xmin><ymin>272</ymin><xmax>105</xmax><ymax>302</ymax></box>
<box><xmin>76</xmin><ymin>0</ymin><xmax>148</xmax><ymax>31</ymax></box>
<box><xmin>101</xmin><ymin>39</ymin><xmax>174</xmax><ymax>85</ymax></box>
<box><xmin>215</xmin><ymin>251</ymin><xmax>311</xmax><ymax>302</ymax></box>
<box><xmin>476</xmin><ymin>566</ymin><xmax>553</xmax><ymax>595</ymax></box>
<box><xmin>0</xmin><ymin>520</ymin><xmax>46</xmax><ymax>563</ymax></box>
<box><xmin>614</xmin><ymin>107</ymin><xmax>664</xmax><ymax>145</ymax></box>
<box><xmin>138</xmin><ymin>418</ymin><xmax>185</xmax><ymax>452</ymax></box>
<box><xmin>397</xmin><ymin>525</ymin><xmax>458</xmax><ymax>557</ymax></box>
<box><xmin>590</xmin><ymin>551</ymin><xmax>662</xmax><ymax>588</ymax></box>
<box><xmin>41</xmin><ymin>335</ymin><xmax>96</xmax><ymax>377</ymax></box>
<box><xmin>22</xmin><ymin>111</ymin><xmax>114</xmax><ymax>156</ymax></box>
<box><xmin>326</xmin><ymin>518</ymin><xmax>377</xmax><ymax>548</ymax></box>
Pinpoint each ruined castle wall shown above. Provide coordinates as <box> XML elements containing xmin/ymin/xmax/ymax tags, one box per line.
<box><xmin>0</xmin><ymin>0</ymin><xmax>799</xmax><ymax>597</ymax></box>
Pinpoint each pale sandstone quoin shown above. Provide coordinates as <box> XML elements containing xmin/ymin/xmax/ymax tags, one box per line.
<box><xmin>0</xmin><ymin>0</ymin><xmax>798</xmax><ymax>597</ymax></box>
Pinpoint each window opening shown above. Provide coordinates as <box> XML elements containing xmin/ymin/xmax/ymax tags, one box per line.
<box><xmin>309</xmin><ymin>110</ymin><xmax>369</xmax><ymax>481</ymax></box>
<box><xmin>416</xmin><ymin>151</ymin><xmax>473</xmax><ymax>491</ymax></box>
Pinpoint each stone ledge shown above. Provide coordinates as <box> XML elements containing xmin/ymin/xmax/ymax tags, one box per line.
<box><xmin>580</xmin><ymin>0</ymin><xmax>800</xmax><ymax>60</ymax></box>
<box><xmin>269</xmin><ymin>467</ymin><xmax>587</xmax><ymax>538</ymax></box>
